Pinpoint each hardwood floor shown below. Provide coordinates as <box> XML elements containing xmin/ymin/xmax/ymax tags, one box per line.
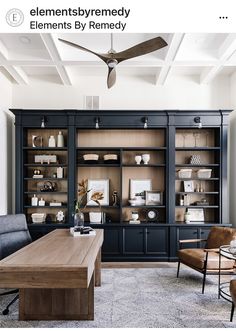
<box><xmin>102</xmin><ymin>262</ymin><xmax>177</xmax><ymax>269</ymax></box>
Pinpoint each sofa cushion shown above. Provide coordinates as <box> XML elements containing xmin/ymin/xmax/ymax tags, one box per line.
<box><xmin>178</xmin><ymin>248</ymin><xmax>235</xmax><ymax>270</ymax></box>
<box><xmin>206</xmin><ymin>227</ymin><xmax>236</xmax><ymax>249</ymax></box>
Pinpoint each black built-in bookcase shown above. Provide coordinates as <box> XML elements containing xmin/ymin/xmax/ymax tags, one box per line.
<box><xmin>10</xmin><ymin>109</ymin><xmax>231</xmax><ymax>261</ymax></box>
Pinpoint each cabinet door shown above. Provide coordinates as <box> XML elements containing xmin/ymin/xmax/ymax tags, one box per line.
<box><xmin>102</xmin><ymin>228</ymin><xmax>121</xmax><ymax>256</ymax></box>
<box><xmin>176</xmin><ymin>227</ymin><xmax>198</xmax><ymax>249</ymax></box>
<box><xmin>146</xmin><ymin>227</ymin><xmax>169</xmax><ymax>257</ymax></box>
<box><xmin>123</xmin><ymin>228</ymin><xmax>145</xmax><ymax>254</ymax></box>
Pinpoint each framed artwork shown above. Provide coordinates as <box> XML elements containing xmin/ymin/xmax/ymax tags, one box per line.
<box><xmin>184</xmin><ymin>180</ymin><xmax>194</xmax><ymax>192</ymax></box>
<box><xmin>130</xmin><ymin>179</ymin><xmax>152</xmax><ymax>199</ymax></box>
<box><xmin>87</xmin><ymin>179</ymin><xmax>109</xmax><ymax>206</ymax></box>
<box><xmin>187</xmin><ymin>208</ymin><xmax>204</xmax><ymax>221</ymax></box>
<box><xmin>145</xmin><ymin>190</ymin><xmax>163</xmax><ymax>206</ymax></box>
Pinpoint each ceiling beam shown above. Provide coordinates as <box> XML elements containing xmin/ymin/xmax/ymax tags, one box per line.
<box><xmin>155</xmin><ymin>33</ymin><xmax>185</xmax><ymax>85</ymax></box>
<box><xmin>40</xmin><ymin>34</ymin><xmax>72</xmax><ymax>85</ymax></box>
<box><xmin>200</xmin><ymin>34</ymin><xmax>236</xmax><ymax>84</ymax></box>
<box><xmin>0</xmin><ymin>40</ymin><xmax>28</xmax><ymax>84</ymax></box>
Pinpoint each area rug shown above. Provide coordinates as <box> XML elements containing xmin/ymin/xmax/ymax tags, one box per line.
<box><xmin>0</xmin><ymin>265</ymin><xmax>235</xmax><ymax>328</ymax></box>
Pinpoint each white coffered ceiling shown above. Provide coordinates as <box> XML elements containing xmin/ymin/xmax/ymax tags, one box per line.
<box><xmin>0</xmin><ymin>33</ymin><xmax>236</xmax><ymax>86</ymax></box>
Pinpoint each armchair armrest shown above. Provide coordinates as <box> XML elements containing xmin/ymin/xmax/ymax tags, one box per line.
<box><xmin>179</xmin><ymin>239</ymin><xmax>207</xmax><ymax>244</ymax></box>
<box><xmin>204</xmin><ymin>248</ymin><xmax>219</xmax><ymax>253</ymax></box>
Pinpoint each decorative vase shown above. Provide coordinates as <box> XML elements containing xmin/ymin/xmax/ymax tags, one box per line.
<box><xmin>57</xmin><ymin>131</ymin><xmax>64</xmax><ymax>147</ymax></box>
<box><xmin>135</xmin><ymin>155</ymin><xmax>142</xmax><ymax>165</ymax></box>
<box><xmin>48</xmin><ymin>135</ymin><xmax>56</xmax><ymax>147</ymax></box>
<box><xmin>142</xmin><ymin>154</ymin><xmax>150</xmax><ymax>164</ymax></box>
<box><xmin>74</xmin><ymin>211</ymin><xmax>84</xmax><ymax>228</ymax></box>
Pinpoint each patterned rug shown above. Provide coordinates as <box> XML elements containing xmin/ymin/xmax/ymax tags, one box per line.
<box><xmin>0</xmin><ymin>265</ymin><xmax>235</xmax><ymax>328</ymax></box>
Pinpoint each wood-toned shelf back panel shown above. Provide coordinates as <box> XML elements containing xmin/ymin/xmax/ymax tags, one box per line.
<box><xmin>77</xmin><ymin>129</ymin><xmax>165</xmax><ymax>148</ymax></box>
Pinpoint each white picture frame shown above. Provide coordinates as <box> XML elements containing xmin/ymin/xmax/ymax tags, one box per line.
<box><xmin>130</xmin><ymin>179</ymin><xmax>152</xmax><ymax>199</ymax></box>
<box><xmin>184</xmin><ymin>180</ymin><xmax>194</xmax><ymax>192</ymax></box>
<box><xmin>187</xmin><ymin>208</ymin><xmax>204</xmax><ymax>221</ymax></box>
<box><xmin>87</xmin><ymin>179</ymin><xmax>109</xmax><ymax>206</ymax></box>
<box><xmin>145</xmin><ymin>190</ymin><xmax>163</xmax><ymax>206</ymax></box>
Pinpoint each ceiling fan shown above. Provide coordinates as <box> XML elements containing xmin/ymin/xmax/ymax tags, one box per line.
<box><xmin>58</xmin><ymin>34</ymin><xmax>168</xmax><ymax>88</ymax></box>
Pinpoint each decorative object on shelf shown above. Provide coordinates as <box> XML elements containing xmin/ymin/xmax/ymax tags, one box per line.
<box><xmin>31</xmin><ymin>194</ymin><xmax>38</xmax><ymax>206</ymax></box>
<box><xmin>56</xmin><ymin>210</ymin><xmax>65</xmax><ymax>223</ymax></box>
<box><xmin>83</xmin><ymin>154</ymin><xmax>99</xmax><ymax>163</ymax></box>
<box><xmin>143</xmin><ymin>116</ymin><xmax>148</xmax><ymax>129</ymax></box>
<box><xmin>193</xmin><ymin>132</ymin><xmax>201</xmax><ymax>147</ymax></box>
<box><xmin>190</xmin><ymin>155</ymin><xmax>201</xmax><ymax>165</ymax></box>
<box><xmin>57</xmin><ymin>131</ymin><xmax>64</xmax><ymax>147</ymax></box>
<box><xmin>184</xmin><ymin>211</ymin><xmax>191</xmax><ymax>223</ymax></box>
<box><xmin>103</xmin><ymin>154</ymin><xmax>118</xmax><ymax>164</ymax></box>
<box><xmin>38</xmin><ymin>197</ymin><xmax>45</xmax><ymax>206</ymax></box>
<box><xmin>134</xmin><ymin>155</ymin><xmax>142</xmax><ymax>165</ymax></box>
<box><xmin>33</xmin><ymin>169</ymin><xmax>43</xmax><ymax>178</ymax></box>
<box><xmin>74</xmin><ymin>179</ymin><xmax>104</xmax><ymax>228</ymax></box>
<box><xmin>142</xmin><ymin>154</ymin><xmax>150</xmax><ymax>165</ymax></box>
<box><xmin>195</xmin><ymin>198</ymin><xmax>209</xmax><ymax>206</ymax></box>
<box><xmin>229</xmin><ymin>237</ymin><xmax>236</xmax><ymax>254</ymax></box>
<box><xmin>145</xmin><ymin>209</ymin><xmax>159</xmax><ymax>222</ymax></box>
<box><xmin>56</xmin><ymin>167</ymin><xmax>63</xmax><ymax>178</ymax></box>
<box><xmin>31</xmin><ymin>213</ymin><xmax>46</xmax><ymax>223</ymax></box>
<box><xmin>197</xmin><ymin>169</ymin><xmax>212</xmax><ymax>179</ymax></box>
<box><xmin>128</xmin><ymin>197</ymin><xmax>145</xmax><ymax>206</ymax></box>
<box><xmin>112</xmin><ymin>190</ymin><xmax>119</xmax><ymax>206</ymax></box>
<box><xmin>129</xmin><ymin>211</ymin><xmax>140</xmax><ymax>224</ymax></box>
<box><xmin>49</xmin><ymin>201</ymin><xmax>62</xmax><ymax>206</ymax></box>
<box><xmin>34</xmin><ymin>154</ymin><xmax>57</xmax><ymax>164</ymax></box>
<box><xmin>87</xmin><ymin>179</ymin><xmax>109</xmax><ymax>206</ymax></box>
<box><xmin>179</xmin><ymin>195</ymin><xmax>184</xmax><ymax>206</ymax></box>
<box><xmin>52</xmin><ymin>173</ymin><xmax>57</xmax><ymax>178</ymax></box>
<box><xmin>145</xmin><ymin>190</ymin><xmax>163</xmax><ymax>205</ymax></box>
<box><xmin>195</xmin><ymin>183</ymin><xmax>200</xmax><ymax>192</ymax></box>
<box><xmin>48</xmin><ymin>135</ymin><xmax>56</xmax><ymax>147</ymax></box>
<box><xmin>130</xmin><ymin>179</ymin><xmax>152</xmax><ymax>204</ymax></box>
<box><xmin>185</xmin><ymin>208</ymin><xmax>205</xmax><ymax>223</ymax></box>
<box><xmin>177</xmin><ymin>169</ymin><xmax>192</xmax><ymax>179</ymax></box>
<box><xmin>89</xmin><ymin>212</ymin><xmax>106</xmax><ymax>224</ymax></box>
<box><xmin>39</xmin><ymin>181</ymin><xmax>57</xmax><ymax>192</ymax></box>
<box><xmin>184</xmin><ymin>180</ymin><xmax>194</xmax><ymax>192</ymax></box>
<box><xmin>32</xmin><ymin>135</ymin><xmax>43</xmax><ymax>148</ymax></box>
<box><xmin>200</xmin><ymin>181</ymin><xmax>204</xmax><ymax>192</ymax></box>
<box><xmin>183</xmin><ymin>194</ymin><xmax>190</xmax><ymax>206</ymax></box>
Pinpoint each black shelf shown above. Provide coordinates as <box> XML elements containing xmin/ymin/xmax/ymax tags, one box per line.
<box><xmin>24</xmin><ymin>205</ymin><xmax>67</xmax><ymax>208</ymax></box>
<box><xmin>122</xmin><ymin>205</ymin><xmax>166</xmax><ymax>208</ymax></box>
<box><xmin>84</xmin><ymin>205</ymin><xmax>120</xmax><ymax>209</ymax></box>
<box><xmin>24</xmin><ymin>191</ymin><xmax>67</xmax><ymax>195</ymax></box>
<box><xmin>175</xmin><ymin>147</ymin><xmax>220</xmax><ymax>151</ymax></box>
<box><xmin>176</xmin><ymin>192</ymin><xmax>219</xmax><ymax>195</ymax></box>
<box><xmin>122</xmin><ymin>164</ymin><xmax>166</xmax><ymax>167</ymax></box>
<box><xmin>176</xmin><ymin>205</ymin><xmax>219</xmax><ymax>208</ymax></box>
<box><xmin>176</xmin><ymin>164</ymin><xmax>219</xmax><ymax>167</ymax></box>
<box><xmin>175</xmin><ymin>177</ymin><xmax>219</xmax><ymax>181</ymax></box>
<box><xmin>24</xmin><ymin>177</ymin><xmax>67</xmax><ymax>180</ymax></box>
<box><xmin>122</xmin><ymin>147</ymin><xmax>167</xmax><ymax>151</ymax></box>
<box><xmin>76</xmin><ymin>163</ymin><xmax>120</xmax><ymax>167</ymax></box>
<box><xmin>23</xmin><ymin>147</ymin><xmax>67</xmax><ymax>151</ymax></box>
<box><xmin>24</xmin><ymin>164</ymin><xmax>68</xmax><ymax>167</ymax></box>
<box><xmin>76</xmin><ymin>147</ymin><xmax>121</xmax><ymax>151</ymax></box>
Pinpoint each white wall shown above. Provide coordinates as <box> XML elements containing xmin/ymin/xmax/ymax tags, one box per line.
<box><xmin>0</xmin><ymin>73</ymin><xmax>13</xmax><ymax>215</ymax></box>
<box><xmin>12</xmin><ymin>75</ymin><xmax>230</xmax><ymax>109</ymax></box>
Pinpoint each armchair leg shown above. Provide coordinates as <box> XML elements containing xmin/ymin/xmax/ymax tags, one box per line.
<box><xmin>230</xmin><ymin>302</ymin><xmax>235</xmax><ymax>322</ymax></box>
<box><xmin>202</xmin><ymin>270</ymin><xmax>207</xmax><ymax>294</ymax></box>
<box><xmin>177</xmin><ymin>261</ymin><xmax>180</xmax><ymax>278</ymax></box>
<box><xmin>2</xmin><ymin>294</ymin><xmax>19</xmax><ymax>315</ymax></box>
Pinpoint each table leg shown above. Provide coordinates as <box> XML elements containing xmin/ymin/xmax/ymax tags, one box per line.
<box><xmin>19</xmin><ymin>273</ymin><xmax>94</xmax><ymax>321</ymax></box>
<box><xmin>218</xmin><ymin>251</ymin><xmax>222</xmax><ymax>299</ymax></box>
<box><xmin>95</xmin><ymin>247</ymin><xmax>101</xmax><ymax>287</ymax></box>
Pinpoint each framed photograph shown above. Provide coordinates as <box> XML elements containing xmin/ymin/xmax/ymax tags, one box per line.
<box><xmin>187</xmin><ymin>208</ymin><xmax>204</xmax><ymax>221</ymax></box>
<box><xmin>145</xmin><ymin>190</ymin><xmax>163</xmax><ymax>206</ymax></box>
<box><xmin>184</xmin><ymin>180</ymin><xmax>194</xmax><ymax>192</ymax></box>
<box><xmin>130</xmin><ymin>179</ymin><xmax>152</xmax><ymax>199</ymax></box>
<box><xmin>87</xmin><ymin>179</ymin><xmax>109</xmax><ymax>206</ymax></box>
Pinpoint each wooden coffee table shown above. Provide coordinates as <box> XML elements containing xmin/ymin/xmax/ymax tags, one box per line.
<box><xmin>0</xmin><ymin>229</ymin><xmax>103</xmax><ymax>320</ymax></box>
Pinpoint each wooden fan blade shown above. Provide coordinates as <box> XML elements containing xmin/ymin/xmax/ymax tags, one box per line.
<box><xmin>58</xmin><ymin>38</ymin><xmax>110</xmax><ymax>63</ymax></box>
<box><xmin>114</xmin><ymin>37</ymin><xmax>168</xmax><ymax>63</ymax></box>
<box><xmin>107</xmin><ymin>66</ymin><xmax>116</xmax><ymax>89</ymax></box>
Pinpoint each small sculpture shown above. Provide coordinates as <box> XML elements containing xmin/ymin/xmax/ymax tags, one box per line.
<box><xmin>56</xmin><ymin>211</ymin><xmax>64</xmax><ymax>223</ymax></box>
<box><xmin>112</xmin><ymin>191</ymin><xmax>119</xmax><ymax>206</ymax></box>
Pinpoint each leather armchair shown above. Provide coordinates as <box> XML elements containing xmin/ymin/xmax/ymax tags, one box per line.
<box><xmin>0</xmin><ymin>214</ymin><xmax>32</xmax><ymax>315</ymax></box>
<box><xmin>177</xmin><ymin>226</ymin><xmax>236</xmax><ymax>294</ymax></box>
